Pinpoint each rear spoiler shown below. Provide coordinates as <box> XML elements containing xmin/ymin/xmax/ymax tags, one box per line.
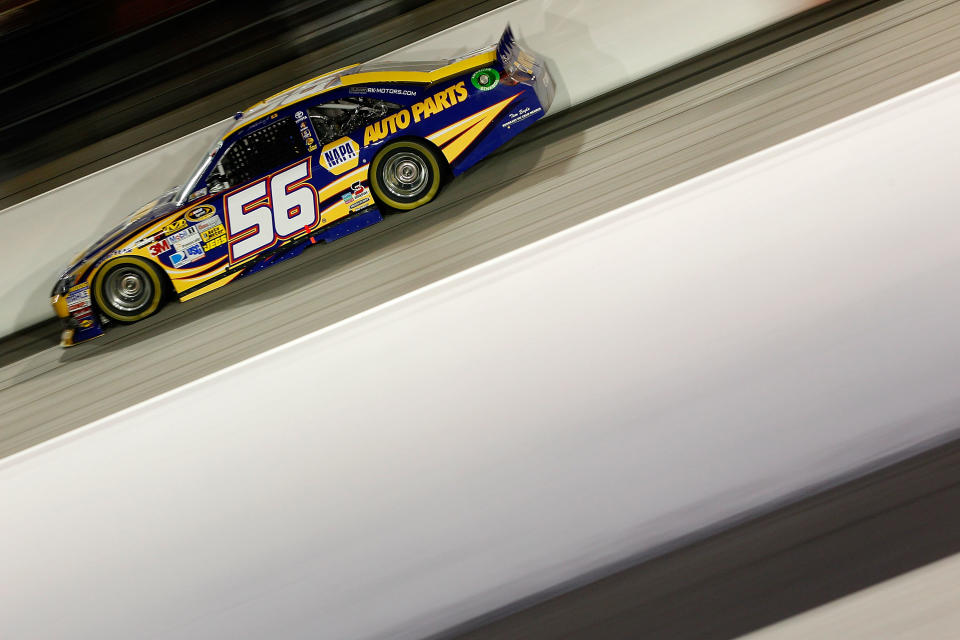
<box><xmin>495</xmin><ymin>25</ymin><xmax>555</xmax><ymax>113</ymax></box>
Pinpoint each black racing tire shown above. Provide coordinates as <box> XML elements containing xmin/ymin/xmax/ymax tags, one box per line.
<box><xmin>92</xmin><ymin>257</ymin><xmax>165</xmax><ymax>323</ymax></box>
<box><xmin>369</xmin><ymin>139</ymin><xmax>443</xmax><ymax>211</ymax></box>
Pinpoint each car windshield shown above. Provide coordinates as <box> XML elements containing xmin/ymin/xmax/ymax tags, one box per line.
<box><xmin>174</xmin><ymin>120</ymin><xmax>233</xmax><ymax>206</ymax></box>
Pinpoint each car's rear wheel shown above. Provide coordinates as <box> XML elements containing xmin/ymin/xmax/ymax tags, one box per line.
<box><xmin>92</xmin><ymin>257</ymin><xmax>165</xmax><ymax>323</ymax></box>
<box><xmin>369</xmin><ymin>140</ymin><xmax>443</xmax><ymax>211</ymax></box>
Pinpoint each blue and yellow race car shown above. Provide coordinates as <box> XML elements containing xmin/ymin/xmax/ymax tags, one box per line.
<box><xmin>50</xmin><ymin>26</ymin><xmax>554</xmax><ymax>346</ymax></box>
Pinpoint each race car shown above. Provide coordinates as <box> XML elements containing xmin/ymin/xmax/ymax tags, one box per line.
<box><xmin>50</xmin><ymin>26</ymin><xmax>554</xmax><ymax>346</ymax></box>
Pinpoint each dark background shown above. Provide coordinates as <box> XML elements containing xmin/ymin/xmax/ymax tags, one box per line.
<box><xmin>0</xmin><ymin>0</ymin><xmax>430</xmax><ymax>177</ymax></box>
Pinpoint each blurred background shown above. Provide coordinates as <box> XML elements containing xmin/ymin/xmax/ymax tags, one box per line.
<box><xmin>0</xmin><ymin>0</ymin><xmax>430</xmax><ymax>180</ymax></box>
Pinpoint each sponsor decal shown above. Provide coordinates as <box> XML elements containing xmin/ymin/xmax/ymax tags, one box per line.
<box><xmin>148</xmin><ymin>238</ymin><xmax>172</xmax><ymax>256</ymax></box>
<box><xmin>197</xmin><ymin>215</ymin><xmax>223</xmax><ymax>232</ymax></box>
<box><xmin>350</xmin><ymin>86</ymin><xmax>417</xmax><ymax>97</ymax></box>
<box><xmin>169</xmin><ymin>242</ymin><xmax>205</xmax><ymax>268</ymax></box>
<box><xmin>185</xmin><ymin>243</ymin><xmax>205</xmax><ymax>261</ymax></box>
<box><xmin>105</xmin><ymin>248</ymin><xmax>132</xmax><ymax>259</ymax></box>
<box><xmin>319</xmin><ymin>137</ymin><xmax>360</xmax><ymax>175</ymax></box>
<box><xmin>78</xmin><ymin>317</ymin><xmax>94</xmax><ymax>329</ymax></box>
<box><xmin>184</xmin><ymin>204</ymin><xmax>216</xmax><ymax>223</ymax></box>
<box><xmin>135</xmin><ymin>233</ymin><xmax>163</xmax><ymax>249</ymax></box>
<box><xmin>340</xmin><ymin>181</ymin><xmax>373</xmax><ymax>212</ymax></box>
<box><xmin>501</xmin><ymin>106</ymin><xmax>542</xmax><ymax>129</ymax></box>
<box><xmin>67</xmin><ymin>285</ymin><xmax>92</xmax><ymax>313</ymax></box>
<box><xmin>200</xmin><ymin>224</ymin><xmax>226</xmax><ymax>242</ymax></box>
<box><xmin>471</xmin><ymin>68</ymin><xmax>500</xmax><ymax>91</ymax></box>
<box><xmin>163</xmin><ymin>218</ymin><xmax>188</xmax><ymax>235</ymax></box>
<box><xmin>168</xmin><ymin>226</ymin><xmax>201</xmax><ymax>251</ymax></box>
<box><xmin>203</xmin><ymin>235</ymin><xmax>228</xmax><ymax>252</ymax></box>
<box><xmin>298</xmin><ymin>121</ymin><xmax>316</xmax><ymax>149</ymax></box>
<box><xmin>363</xmin><ymin>81</ymin><xmax>470</xmax><ymax>146</ymax></box>
<box><xmin>294</xmin><ymin>110</ymin><xmax>307</xmax><ymax>123</ymax></box>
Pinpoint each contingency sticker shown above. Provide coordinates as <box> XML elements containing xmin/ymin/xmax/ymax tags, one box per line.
<box><xmin>168</xmin><ymin>226</ymin><xmax>201</xmax><ymax>252</ymax></box>
<box><xmin>341</xmin><ymin>182</ymin><xmax>373</xmax><ymax>212</ymax></box>
<box><xmin>66</xmin><ymin>285</ymin><xmax>92</xmax><ymax>313</ymax></box>
<box><xmin>197</xmin><ymin>215</ymin><xmax>225</xmax><ymax>241</ymax></box>
<box><xmin>170</xmin><ymin>242</ymin><xmax>205</xmax><ymax>268</ymax></box>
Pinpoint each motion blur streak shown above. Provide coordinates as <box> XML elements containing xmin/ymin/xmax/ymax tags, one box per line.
<box><xmin>1</xmin><ymin>0</ymin><xmax>956</xmax><ymax>458</ymax></box>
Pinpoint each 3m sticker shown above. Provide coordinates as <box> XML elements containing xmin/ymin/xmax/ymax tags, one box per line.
<box><xmin>149</xmin><ymin>238</ymin><xmax>172</xmax><ymax>256</ymax></box>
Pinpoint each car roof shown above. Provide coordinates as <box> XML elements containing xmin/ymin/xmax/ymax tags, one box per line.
<box><xmin>223</xmin><ymin>48</ymin><xmax>497</xmax><ymax>140</ymax></box>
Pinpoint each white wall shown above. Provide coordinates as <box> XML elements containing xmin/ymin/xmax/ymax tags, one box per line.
<box><xmin>0</xmin><ymin>0</ymin><xmax>824</xmax><ymax>337</ymax></box>
<box><xmin>3</xmin><ymin>69</ymin><xmax>960</xmax><ymax>640</ymax></box>
<box><xmin>0</xmin><ymin>121</ymin><xmax>225</xmax><ymax>331</ymax></box>
<box><xmin>387</xmin><ymin>0</ymin><xmax>828</xmax><ymax>114</ymax></box>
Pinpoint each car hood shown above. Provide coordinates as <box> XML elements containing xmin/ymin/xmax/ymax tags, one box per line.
<box><xmin>63</xmin><ymin>186</ymin><xmax>182</xmax><ymax>275</ymax></box>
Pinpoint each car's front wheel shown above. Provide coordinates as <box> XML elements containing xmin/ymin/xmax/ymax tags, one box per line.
<box><xmin>369</xmin><ymin>140</ymin><xmax>443</xmax><ymax>211</ymax></box>
<box><xmin>92</xmin><ymin>257</ymin><xmax>165</xmax><ymax>323</ymax></box>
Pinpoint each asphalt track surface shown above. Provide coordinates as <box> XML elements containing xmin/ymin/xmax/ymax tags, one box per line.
<box><xmin>3</xmin><ymin>0</ymin><xmax>960</xmax><ymax>459</ymax></box>
<box><xmin>2</xmin><ymin>0</ymin><xmax>960</xmax><ymax>637</ymax></box>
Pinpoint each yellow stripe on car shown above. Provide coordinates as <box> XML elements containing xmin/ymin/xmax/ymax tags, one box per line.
<box><xmin>429</xmin><ymin>94</ymin><xmax>518</xmax><ymax>162</ymax></box>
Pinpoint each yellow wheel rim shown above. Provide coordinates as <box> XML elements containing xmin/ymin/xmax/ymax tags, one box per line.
<box><xmin>370</xmin><ymin>140</ymin><xmax>442</xmax><ymax>211</ymax></box>
<box><xmin>92</xmin><ymin>256</ymin><xmax>164</xmax><ymax>323</ymax></box>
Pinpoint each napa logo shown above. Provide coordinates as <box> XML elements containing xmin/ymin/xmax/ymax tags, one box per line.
<box><xmin>319</xmin><ymin>137</ymin><xmax>359</xmax><ymax>175</ymax></box>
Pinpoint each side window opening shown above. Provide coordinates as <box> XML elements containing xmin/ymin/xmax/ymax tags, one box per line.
<box><xmin>211</xmin><ymin>117</ymin><xmax>306</xmax><ymax>191</ymax></box>
<box><xmin>308</xmin><ymin>98</ymin><xmax>401</xmax><ymax>145</ymax></box>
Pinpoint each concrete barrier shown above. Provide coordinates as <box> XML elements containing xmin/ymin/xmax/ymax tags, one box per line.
<box><xmin>0</xmin><ymin>0</ymin><xmax>824</xmax><ymax>337</ymax></box>
<box><xmin>3</xmin><ymin>69</ymin><xmax>960</xmax><ymax>640</ymax></box>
